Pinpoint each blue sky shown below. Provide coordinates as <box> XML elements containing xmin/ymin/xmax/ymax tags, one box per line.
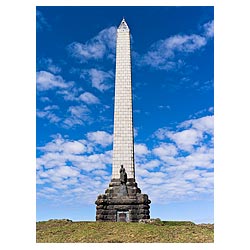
<box><xmin>36</xmin><ymin>6</ymin><xmax>214</xmax><ymax>223</ymax></box>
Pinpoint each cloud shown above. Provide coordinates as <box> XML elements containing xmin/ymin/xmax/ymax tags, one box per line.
<box><xmin>203</xmin><ymin>20</ymin><xmax>214</xmax><ymax>38</ymax></box>
<box><xmin>37</xmin><ymin>103</ymin><xmax>92</xmax><ymax>128</ymax></box>
<box><xmin>167</xmin><ymin>129</ymin><xmax>204</xmax><ymax>152</ymax></box>
<box><xmin>37</xmin><ymin>112</ymin><xmax>213</xmax><ymax>205</ymax></box>
<box><xmin>155</xmin><ymin>115</ymin><xmax>214</xmax><ymax>152</ymax></box>
<box><xmin>184</xmin><ymin>146</ymin><xmax>214</xmax><ymax>169</ymax></box>
<box><xmin>87</xmin><ymin>131</ymin><xmax>113</xmax><ymax>147</ymax></box>
<box><xmin>56</xmin><ymin>86</ymin><xmax>82</xmax><ymax>102</ymax></box>
<box><xmin>81</xmin><ymin>68</ymin><xmax>113</xmax><ymax>92</ymax></box>
<box><xmin>79</xmin><ymin>92</ymin><xmax>100</xmax><ymax>104</ymax></box>
<box><xmin>63</xmin><ymin>105</ymin><xmax>91</xmax><ymax>128</ymax></box>
<box><xmin>180</xmin><ymin>115</ymin><xmax>214</xmax><ymax>135</ymax></box>
<box><xmin>36</xmin><ymin>134</ymin><xmax>113</xmax><ymax>204</ymax></box>
<box><xmin>164</xmin><ymin>34</ymin><xmax>207</xmax><ymax>53</ymax></box>
<box><xmin>142</xmin><ymin>160</ymin><xmax>161</xmax><ymax>170</ymax></box>
<box><xmin>36</xmin><ymin>71</ymin><xmax>73</xmax><ymax>91</ymax></box>
<box><xmin>133</xmin><ymin>128</ymin><xmax>138</xmax><ymax>137</ymax></box>
<box><xmin>140</xmin><ymin>34</ymin><xmax>206</xmax><ymax>70</ymax></box>
<box><xmin>37</xmin><ymin>134</ymin><xmax>92</xmax><ymax>157</ymax></box>
<box><xmin>40</xmin><ymin>97</ymin><xmax>51</xmax><ymax>102</ymax></box>
<box><xmin>62</xmin><ymin>141</ymin><xmax>86</xmax><ymax>154</ymax></box>
<box><xmin>36</xmin><ymin>105</ymin><xmax>61</xmax><ymax>123</ymax></box>
<box><xmin>37</xmin><ymin>111</ymin><xmax>61</xmax><ymax>123</ymax></box>
<box><xmin>36</xmin><ymin>10</ymin><xmax>51</xmax><ymax>31</ymax></box>
<box><xmin>135</xmin><ymin>112</ymin><xmax>214</xmax><ymax>203</ymax></box>
<box><xmin>158</xmin><ymin>105</ymin><xmax>171</xmax><ymax>110</ymax></box>
<box><xmin>153</xmin><ymin>143</ymin><xmax>178</xmax><ymax>157</ymax></box>
<box><xmin>68</xmin><ymin>105</ymin><xmax>89</xmax><ymax>118</ymax></box>
<box><xmin>68</xmin><ymin>26</ymin><xmax>116</xmax><ymax>62</ymax></box>
<box><xmin>137</xmin><ymin>20</ymin><xmax>213</xmax><ymax>70</ymax></box>
<box><xmin>208</xmin><ymin>107</ymin><xmax>214</xmax><ymax>113</ymax></box>
<box><xmin>38</xmin><ymin>58</ymin><xmax>61</xmax><ymax>74</ymax></box>
<box><xmin>134</xmin><ymin>143</ymin><xmax>150</xmax><ymax>156</ymax></box>
<box><xmin>42</xmin><ymin>105</ymin><xmax>59</xmax><ymax>112</ymax></box>
<box><xmin>188</xmin><ymin>107</ymin><xmax>214</xmax><ymax>119</ymax></box>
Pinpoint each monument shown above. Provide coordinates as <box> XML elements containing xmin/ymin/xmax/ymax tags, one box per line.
<box><xmin>95</xmin><ymin>18</ymin><xmax>151</xmax><ymax>222</ymax></box>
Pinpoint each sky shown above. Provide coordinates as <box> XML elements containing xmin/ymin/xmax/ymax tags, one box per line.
<box><xmin>36</xmin><ymin>6</ymin><xmax>214</xmax><ymax>223</ymax></box>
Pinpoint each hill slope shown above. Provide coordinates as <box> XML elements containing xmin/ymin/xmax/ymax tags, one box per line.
<box><xmin>36</xmin><ymin>220</ymin><xmax>214</xmax><ymax>243</ymax></box>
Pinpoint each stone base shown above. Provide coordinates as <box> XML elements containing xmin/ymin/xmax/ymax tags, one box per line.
<box><xmin>95</xmin><ymin>178</ymin><xmax>151</xmax><ymax>222</ymax></box>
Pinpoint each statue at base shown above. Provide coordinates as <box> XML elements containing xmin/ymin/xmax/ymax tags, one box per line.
<box><xmin>119</xmin><ymin>165</ymin><xmax>127</xmax><ymax>185</ymax></box>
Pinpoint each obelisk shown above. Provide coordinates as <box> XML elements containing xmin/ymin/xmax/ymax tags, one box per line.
<box><xmin>112</xmin><ymin>18</ymin><xmax>135</xmax><ymax>180</ymax></box>
<box><xmin>95</xmin><ymin>18</ymin><xmax>150</xmax><ymax>222</ymax></box>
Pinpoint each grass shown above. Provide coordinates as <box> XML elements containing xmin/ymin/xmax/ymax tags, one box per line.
<box><xmin>36</xmin><ymin>219</ymin><xmax>214</xmax><ymax>243</ymax></box>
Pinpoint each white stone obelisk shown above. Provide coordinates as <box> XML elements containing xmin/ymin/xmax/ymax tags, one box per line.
<box><xmin>112</xmin><ymin>18</ymin><xmax>135</xmax><ymax>180</ymax></box>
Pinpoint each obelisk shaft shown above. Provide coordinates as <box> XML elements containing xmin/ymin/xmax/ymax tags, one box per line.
<box><xmin>112</xmin><ymin>19</ymin><xmax>135</xmax><ymax>180</ymax></box>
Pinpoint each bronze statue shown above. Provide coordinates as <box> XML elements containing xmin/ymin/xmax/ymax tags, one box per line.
<box><xmin>119</xmin><ymin>165</ymin><xmax>127</xmax><ymax>185</ymax></box>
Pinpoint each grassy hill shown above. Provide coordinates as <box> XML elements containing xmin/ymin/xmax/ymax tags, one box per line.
<box><xmin>36</xmin><ymin>219</ymin><xmax>214</xmax><ymax>243</ymax></box>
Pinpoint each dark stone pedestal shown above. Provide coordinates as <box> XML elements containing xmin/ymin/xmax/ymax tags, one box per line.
<box><xmin>95</xmin><ymin>178</ymin><xmax>151</xmax><ymax>222</ymax></box>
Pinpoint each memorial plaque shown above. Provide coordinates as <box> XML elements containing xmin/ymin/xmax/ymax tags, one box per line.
<box><xmin>117</xmin><ymin>211</ymin><xmax>129</xmax><ymax>222</ymax></box>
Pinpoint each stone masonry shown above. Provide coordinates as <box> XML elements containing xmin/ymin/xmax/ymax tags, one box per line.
<box><xmin>95</xmin><ymin>18</ymin><xmax>150</xmax><ymax>222</ymax></box>
<box><xmin>112</xmin><ymin>18</ymin><xmax>134</xmax><ymax>179</ymax></box>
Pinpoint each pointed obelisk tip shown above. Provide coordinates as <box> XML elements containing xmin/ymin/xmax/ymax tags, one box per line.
<box><xmin>118</xmin><ymin>17</ymin><xmax>129</xmax><ymax>30</ymax></box>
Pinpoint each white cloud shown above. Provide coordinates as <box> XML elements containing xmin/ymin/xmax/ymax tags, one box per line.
<box><xmin>37</xmin><ymin>165</ymin><xmax>109</xmax><ymax>204</ymax></box>
<box><xmin>50</xmin><ymin>166</ymin><xmax>80</xmax><ymax>179</ymax></box>
<box><xmin>36</xmin><ymin>71</ymin><xmax>72</xmax><ymax>91</ymax></box>
<box><xmin>68</xmin><ymin>26</ymin><xmax>116</xmax><ymax>62</ymax></box>
<box><xmin>158</xmin><ymin>105</ymin><xmax>171</xmax><ymax>110</ymax></box>
<box><xmin>38</xmin><ymin>58</ymin><xmax>61</xmax><ymax>74</ymax></box>
<box><xmin>37</xmin><ymin>111</ymin><xmax>213</xmax><ymax>206</ymax></box>
<box><xmin>63</xmin><ymin>141</ymin><xmax>86</xmax><ymax>154</ymax></box>
<box><xmin>56</xmin><ymin>87</ymin><xmax>81</xmax><ymax>101</ymax></box>
<box><xmin>36</xmin><ymin>10</ymin><xmax>51</xmax><ymax>31</ymax></box>
<box><xmin>134</xmin><ymin>113</ymin><xmax>214</xmax><ymax>203</ymax></box>
<box><xmin>38</xmin><ymin>134</ymin><xmax>64</xmax><ymax>152</ymax></box>
<box><xmin>189</xmin><ymin>107</ymin><xmax>214</xmax><ymax>118</ymax></box>
<box><xmin>79</xmin><ymin>92</ymin><xmax>100</xmax><ymax>104</ymax></box>
<box><xmin>134</xmin><ymin>143</ymin><xmax>150</xmax><ymax>156</ymax></box>
<box><xmin>37</xmin><ymin>134</ymin><xmax>93</xmax><ymax>157</ymax></box>
<box><xmin>91</xmin><ymin>170</ymin><xmax>110</xmax><ymax>176</ymax></box>
<box><xmin>63</xmin><ymin>105</ymin><xmax>91</xmax><ymax>128</ymax></box>
<box><xmin>75</xmin><ymin>151</ymin><xmax>112</xmax><ymax>171</ymax></box>
<box><xmin>69</xmin><ymin>41</ymin><xmax>106</xmax><ymax>61</ymax></box>
<box><xmin>134</xmin><ymin>128</ymin><xmax>138</xmax><ymax>137</ymax></box>
<box><xmin>184</xmin><ymin>146</ymin><xmax>214</xmax><ymax>169</ymax></box>
<box><xmin>203</xmin><ymin>20</ymin><xmax>214</xmax><ymax>38</ymax></box>
<box><xmin>143</xmin><ymin>160</ymin><xmax>161</xmax><ymax>170</ymax></box>
<box><xmin>137</xmin><ymin>160</ymin><xmax>214</xmax><ymax>203</ymax></box>
<box><xmin>37</xmin><ymin>111</ymin><xmax>61</xmax><ymax>123</ymax></box>
<box><xmin>164</xmin><ymin>34</ymin><xmax>207</xmax><ymax>54</ymax></box>
<box><xmin>36</xmin><ymin>134</ymin><xmax>113</xmax><ymax>204</ymax></box>
<box><xmin>81</xmin><ymin>68</ymin><xmax>113</xmax><ymax>92</ymax></box>
<box><xmin>180</xmin><ymin>115</ymin><xmax>214</xmax><ymax>135</ymax></box>
<box><xmin>153</xmin><ymin>143</ymin><xmax>178</xmax><ymax>157</ymax></box>
<box><xmin>44</xmin><ymin>105</ymin><xmax>59</xmax><ymax>111</ymax></box>
<box><xmin>155</xmin><ymin>115</ymin><xmax>214</xmax><ymax>152</ymax></box>
<box><xmin>137</xmin><ymin>20</ymin><xmax>213</xmax><ymax>70</ymax></box>
<box><xmin>141</xmin><ymin>33</ymin><xmax>206</xmax><ymax>69</ymax></box>
<box><xmin>87</xmin><ymin>131</ymin><xmax>113</xmax><ymax>147</ymax></box>
<box><xmin>208</xmin><ymin>107</ymin><xmax>214</xmax><ymax>113</ymax></box>
<box><xmin>40</xmin><ymin>97</ymin><xmax>51</xmax><ymax>102</ymax></box>
<box><xmin>37</xmin><ymin>103</ymin><xmax>92</xmax><ymax>129</ymax></box>
<box><xmin>167</xmin><ymin>128</ymin><xmax>203</xmax><ymax>152</ymax></box>
<box><xmin>68</xmin><ymin>105</ymin><xmax>89</xmax><ymax>118</ymax></box>
<box><xmin>36</xmin><ymin>105</ymin><xmax>61</xmax><ymax>123</ymax></box>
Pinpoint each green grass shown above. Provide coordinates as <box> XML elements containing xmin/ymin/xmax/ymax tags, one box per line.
<box><xmin>36</xmin><ymin>219</ymin><xmax>214</xmax><ymax>243</ymax></box>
